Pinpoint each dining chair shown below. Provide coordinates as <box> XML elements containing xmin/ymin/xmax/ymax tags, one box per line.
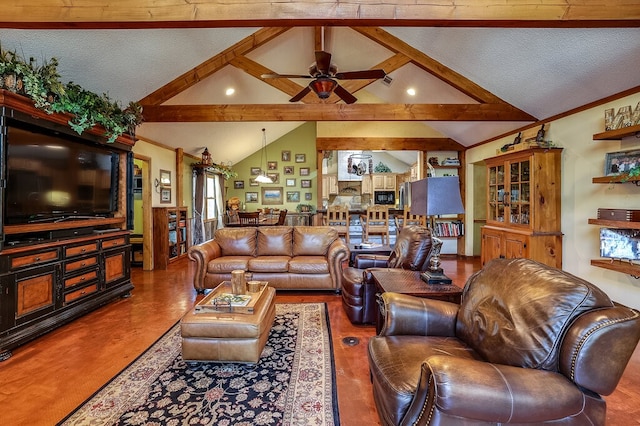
<box><xmin>360</xmin><ymin>205</ymin><xmax>390</xmax><ymax>245</ymax></box>
<box><xmin>276</xmin><ymin>209</ymin><xmax>288</xmax><ymax>225</ymax></box>
<box><xmin>238</xmin><ymin>211</ymin><xmax>260</xmax><ymax>226</ymax></box>
<box><xmin>324</xmin><ymin>205</ymin><xmax>350</xmax><ymax>244</ymax></box>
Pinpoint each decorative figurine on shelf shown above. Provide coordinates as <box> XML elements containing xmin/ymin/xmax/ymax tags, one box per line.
<box><xmin>536</xmin><ymin>124</ymin><xmax>546</xmax><ymax>142</ymax></box>
<box><xmin>428</xmin><ymin>156</ymin><xmax>439</xmax><ymax>166</ymax></box>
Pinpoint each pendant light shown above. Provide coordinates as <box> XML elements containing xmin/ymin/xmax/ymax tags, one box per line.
<box><xmin>255</xmin><ymin>128</ymin><xmax>273</xmax><ymax>184</ymax></box>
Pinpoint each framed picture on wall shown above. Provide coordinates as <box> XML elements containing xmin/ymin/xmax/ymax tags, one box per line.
<box><xmin>286</xmin><ymin>191</ymin><xmax>300</xmax><ymax>202</ymax></box>
<box><xmin>299</xmin><ymin>167</ymin><xmax>310</xmax><ymax>176</ymax></box>
<box><xmin>282</xmin><ymin>150</ymin><xmax>291</xmax><ymax>162</ymax></box>
<box><xmin>250</xmin><ymin>167</ymin><xmax>261</xmax><ymax>175</ymax></box>
<box><xmin>604</xmin><ymin>149</ymin><xmax>640</xmax><ymax>176</ymax></box>
<box><xmin>295</xmin><ymin>154</ymin><xmax>306</xmax><ymax>163</ymax></box>
<box><xmin>160</xmin><ymin>169</ymin><xmax>171</xmax><ymax>186</ymax></box>
<box><xmin>267</xmin><ymin>172</ymin><xmax>280</xmax><ymax>184</ymax></box>
<box><xmin>160</xmin><ymin>187</ymin><xmax>171</xmax><ymax>203</ymax></box>
<box><xmin>234</xmin><ymin>180</ymin><xmax>244</xmax><ymax>189</ymax></box>
<box><xmin>286</xmin><ymin>178</ymin><xmax>296</xmax><ymax>187</ymax></box>
<box><xmin>262</xmin><ymin>187</ymin><xmax>283</xmax><ymax>205</ymax></box>
<box><xmin>301</xmin><ymin>179</ymin><xmax>311</xmax><ymax>188</ymax></box>
<box><xmin>267</xmin><ymin>161</ymin><xmax>278</xmax><ymax>170</ymax></box>
<box><xmin>305</xmin><ymin>192</ymin><xmax>312</xmax><ymax>201</ymax></box>
<box><xmin>245</xmin><ymin>192</ymin><xmax>259</xmax><ymax>203</ymax></box>
<box><xmin>249</xmin><ymin>178</ymin><xmax>259</xmax><ymax>187</ymax></box>
<box><xmin>284</xmin><ymin>166</ymin><xmax>294</xmax><ymax>175</ymax></box>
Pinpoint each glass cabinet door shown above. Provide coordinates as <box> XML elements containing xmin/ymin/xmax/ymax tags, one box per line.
<box><xmin>507</xmin><ymin>159</ymin><xmax>530</xmax><ymax>226</ymax></box>
<box><xmin>488</xmin><ymin>164</ymin><xmax>506</xmax><ymax>222</ymax></box>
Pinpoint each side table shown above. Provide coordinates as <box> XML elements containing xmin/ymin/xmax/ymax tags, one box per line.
<box><xmin>370</xmin><ymin>269</ymin><xmax>463</xmax><ymax>334</ymax></box>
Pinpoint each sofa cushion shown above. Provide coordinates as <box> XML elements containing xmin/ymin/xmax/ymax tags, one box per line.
<box><xmin>457</xmin><ymin>258</ymin><xmax>614</xmax><ymax>370</ymax></box>
<box><xmin>257</xmin><ymin>226</ymin><xmax>293</xmax><ymax>257</ymax></box>
<box><xmin>292</xmin><ymin>226</ymin><xmax>338</xmax><ymax>256</ymax></box>
<box><xmin>289</xmin><ymin>256</ymin><xmax>330</xmax><ymax>274</ymax></box>
<box><xmin>215</xmin><ymin>227</ymin><xmax>257</xmax><ymax>256</ymax></box>
<box><xmin>207</xmin><ymin>256</ymin><xmax>251</xmax><ymax>273</ymax></box>
<box><xmin>248</xmin><ymin>256</ymin><xmax>290</xmax><ymax>273</ymax></box>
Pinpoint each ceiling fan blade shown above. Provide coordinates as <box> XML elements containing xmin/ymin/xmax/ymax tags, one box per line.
<box><xmin>262</xmin><ymin>73</ymin><xmax>313</xmax><ymax>79</ymax></box>
<box><xmin>334</xmin><ymin>69</ymin><xmax>387</xmax><ymax>80</ymax></box>
<box><xmin>333</xmin><ymin>84</ymin><xmax>357</xmax><ymax>104</ymax></box>
<box><xmin>289</xmin><ymin>86</ymin><xmax>312</xmax><ymax>102</ymax></box>
<box><xmin>315</xmin><ymin>51</ymin><xmax>332</xmax><ymax>74</ymax></box>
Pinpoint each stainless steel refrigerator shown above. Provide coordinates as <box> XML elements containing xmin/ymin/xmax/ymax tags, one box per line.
<box><xmin>398</xmin><ymin>182</ymin><xmax>411</xmax><ymax>210</ymax></box>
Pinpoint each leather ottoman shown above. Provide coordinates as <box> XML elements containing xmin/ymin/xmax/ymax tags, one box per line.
<box><xmin>180</xmin><ymin>286</ymin><xmax>276</xmax><ymax>363</ymax></box>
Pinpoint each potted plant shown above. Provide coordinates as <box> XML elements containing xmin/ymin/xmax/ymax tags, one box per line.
<box><xmin>296</xmin><ymin>203</ymin><xmax>316</xmax><ymax>213</ymax></box>
<box><xmin>0</xmin><ymin>43</ymin><xmax>143</xmax><ymax>142</ymax></box>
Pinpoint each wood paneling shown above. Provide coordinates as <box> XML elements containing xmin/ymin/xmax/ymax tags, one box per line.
<box><xmin>1</xmin><ymin>1</ymin><xmax>638</xmax><ymax>27</ymax></box>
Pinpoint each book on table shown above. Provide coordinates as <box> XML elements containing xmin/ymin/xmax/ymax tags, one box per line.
<box><xmin>195</xmin><ymin>281</ymin><xmax>268</xmax><ymax>314</ymax></box>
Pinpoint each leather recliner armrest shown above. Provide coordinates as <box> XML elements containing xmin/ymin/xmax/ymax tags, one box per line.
<box><xmin>187</xmin><ymin>240</ymin><xmax>222</xmax><ymax>292</ymax></box>
<box><xmin>326</xmin><ymin>238</ymin><xmax>350</xmax><ymax>290</ymax></box>
<box><xmin>402</xmin><ymin>355</ymin><xmax>587</xmax><ymax>425</ymax></box>
<box><xmin>378</xmin><ymin>292</ymin><xmax>459</xmax><ymax>337</ymax></box>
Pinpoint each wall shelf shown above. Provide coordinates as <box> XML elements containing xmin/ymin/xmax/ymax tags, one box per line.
<box><xmin>593</xmin><ymin>124</ymin><xmax>640</xmax><ymax>140</ymax></box>
<box><xmin>592</xmin><ymin>175</ymin><xmax>640</xmax><ymax>184</ymax></box>
<box><xmin>588</xmin><ymin>218</ymin><xmax>640</xmax><ymax>229</ymax></box>
<box><xmin>591</xmin><ymin>259</ymin><xmax>640</xmax><ymax>277</ymax></box>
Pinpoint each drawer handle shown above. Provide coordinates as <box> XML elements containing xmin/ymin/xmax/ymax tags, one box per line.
<box><xmin>80</xmin><ymin>291</ymin><xmax>86</xmax><ymax>295</ymax></box>
<box><xmin>80</xmin><ymin>277</ymin><xmax>86</xmax><ymax>281</ymax></box>
<box><xmin>81</xmin><ymin>262</ymin><xmax>86</xmax><ymax>267</ymax></box>
<box><xmin>34</xmin><ymin>257</ymin><xmax>41</xmax><ymax>262</ymax></box>
<box><xmin>81</xmin><ymin>248</ymin><xmax>86</xmax><ymax>253</ymax></box>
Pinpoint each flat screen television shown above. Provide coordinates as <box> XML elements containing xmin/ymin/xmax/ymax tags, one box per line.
<box><xmin>600</xmin><ymin>228</ymin><xmax>640</xmax><ymax>261</ymax></box>
<box><xmin>3</xmin><ymin>118</ymin><xmax>119</xmax><ymax>225</ymax></box>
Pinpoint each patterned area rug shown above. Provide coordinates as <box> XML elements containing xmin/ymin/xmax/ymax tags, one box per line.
<box><xmin>59</xmin><ymin>303</ymin><xmax>339</xmax><ymax>426</ymax></box>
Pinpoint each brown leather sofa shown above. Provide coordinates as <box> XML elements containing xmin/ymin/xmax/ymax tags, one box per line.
<box><xmin>187</xmin><ymin>226</ymin><xmax>349</xmax><ymax>293</ymax></box>
<box><xmin>341</xmin><ymin>225</ymin><xmax>434</xmax><ymax>324</ymax></box>
<box><xmin>368</xmin><ymin>258</ymin><xmax>640</xmax><ymax>426</ymax></box>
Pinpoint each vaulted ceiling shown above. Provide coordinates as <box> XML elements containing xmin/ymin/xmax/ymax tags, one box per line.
<box><xmin>1</xmin><ymin>1</ymin><xmax>639</xmax><ymax>165</ymax></box>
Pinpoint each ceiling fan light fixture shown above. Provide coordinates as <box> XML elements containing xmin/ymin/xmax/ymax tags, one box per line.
<box><xmin>257</xmin><ymin>128</ymin><xmax>273</xmax><ymax>184</ymax></box>
<box><xmin>310</xmin><ymin>77</ymin><xmax>337</xmax><ymax>99</ymax></box>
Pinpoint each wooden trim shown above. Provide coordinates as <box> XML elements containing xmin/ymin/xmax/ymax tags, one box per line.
<box><xmin>141</xmin><ymin>103</ymin><xmax>535</xmax><ymax>122</ymax></box>
<box><xmin>0</xmin><ymin>2</ymin><xmax>638</xmax><ymax>27</ymax></box>
<box><xmin>138</xmin><ymin>27</ymin><xmax>292</xmax><ymax>105</ymax></box>
<box><xmin>316</xmin><ymin>137</ymin><xmax>464</xmax><ymax>151</ymax></box>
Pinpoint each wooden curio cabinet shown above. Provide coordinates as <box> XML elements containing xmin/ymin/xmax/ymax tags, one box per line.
<box><xmin>481</xmin><ymin>148</ymin><xmax>563</xmax><ymax>268</ymax></box>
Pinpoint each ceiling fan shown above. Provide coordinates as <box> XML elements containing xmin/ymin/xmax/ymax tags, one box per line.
<box><xmin>261</xmin><ymin>50</ymin><xmax>386</xmax><ymax>104</ymax></box>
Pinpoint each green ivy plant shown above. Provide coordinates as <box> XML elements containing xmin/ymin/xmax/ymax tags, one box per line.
<box><xmin>0</xmin><ymin>43</ymin><xmax>143</xmax><ymax>142</ymax></box>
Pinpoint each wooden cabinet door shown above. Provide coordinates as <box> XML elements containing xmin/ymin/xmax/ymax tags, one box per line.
<box><xmin>361</xmin><ymin>175</ymin><xmax>372</xmax><ymax>194</ymax></box>
<box><xmin>13</xmin><ymin>265</ymin><xmax>58</xmax><ymax>326</ymax></box>
<box><xmin>481</xmin><ymin>228</ymin><xmax>502</xmax><ymax>266</ymax></box>
<box><xmin>104</xmin><ymin>247</ymin><xmax>130</xmax><ymax>288</ymax></box>
<box><xmin>504</xmin><ymin>233</ymin><xmax>528</xmax><ymax>259</ymax></box>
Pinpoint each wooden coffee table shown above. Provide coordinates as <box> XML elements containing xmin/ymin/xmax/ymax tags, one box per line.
<box><xmin>370</xmin><ymin>269</ymin><xmax>463</xmax><ymax>333</ymax></box>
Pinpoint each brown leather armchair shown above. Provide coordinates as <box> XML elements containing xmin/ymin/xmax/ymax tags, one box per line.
<box><xmin>341</xmin><ymin>225</ymin><xmax>434</xmax><ymax>324</ymax></box>
<box><xmin>368</xmin><ymin>258</ymin><xmax>640</xmax><ymax>426</ymax></box>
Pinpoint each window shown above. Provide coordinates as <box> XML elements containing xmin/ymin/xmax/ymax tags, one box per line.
<box><xmin>204</xmin><ymin>173</ymin><xmax>220</xmax><ymax>221</ymax></box>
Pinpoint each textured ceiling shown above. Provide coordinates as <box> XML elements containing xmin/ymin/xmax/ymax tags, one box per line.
<box><xmin>1</xmin><ymin>26</ymin><xmax>639</xmax><ymax>165</ymax></box>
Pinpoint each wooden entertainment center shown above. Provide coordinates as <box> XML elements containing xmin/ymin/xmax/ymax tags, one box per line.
<box><xmin>0</xmin><ymin>91</ymin><xmax>134</xmax><ymax>360</ymax></box>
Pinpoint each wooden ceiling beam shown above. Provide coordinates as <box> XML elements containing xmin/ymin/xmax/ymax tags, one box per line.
<box><xmin>352</xmin><ymin>26</ymin><xmax>506</xmax><ymax>104</ymax></box>
<box><xmin>338</xmin><ymin>52</ymin><xmax>411</xmax><ymax>98</ymax></box>
<box><xmin>1</xmin><ymin>1</ymin><xmax>639</xmax><ymax>27</ymax></box>
<box><xmin>141</xmin><ymin>103</ymin><xmax>536</xmax><ymax>122</ymax></box>
<box><xmin>138</xmin><ymin>27</ymin><xmax>291</xmax><ymax>105</ymax></box>
<box><xmin>317</xmin><ymin>137</ymin><xmax>464</xmax><ymax>151</ymax></box>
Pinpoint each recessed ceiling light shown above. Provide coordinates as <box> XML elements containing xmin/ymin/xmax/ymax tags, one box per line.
<box><xmin>406</xmin><ymin>88</ymin><xmax>416</xmax><ymax>96</ymax></box>
<box><xmin>225</xmin><ymin>88</ymin><xmax>235</xmax><ymax>96</ymax></box>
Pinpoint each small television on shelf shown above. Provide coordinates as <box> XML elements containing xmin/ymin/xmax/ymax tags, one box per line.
<box><xmin>599</xmin><ymin>228</ymin><xmax>640</xmax><ymax>261</ymax></box>
<box><xmin>3</xmin><ymin>117</ymin><xmax>119</xmax><ymax>225</ymax></box>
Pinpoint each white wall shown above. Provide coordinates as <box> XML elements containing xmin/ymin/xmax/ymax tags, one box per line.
<box><xmin>466</xmin><ymin>93</ymin><xmax>640</xmax><ymax>308</ymax></box>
